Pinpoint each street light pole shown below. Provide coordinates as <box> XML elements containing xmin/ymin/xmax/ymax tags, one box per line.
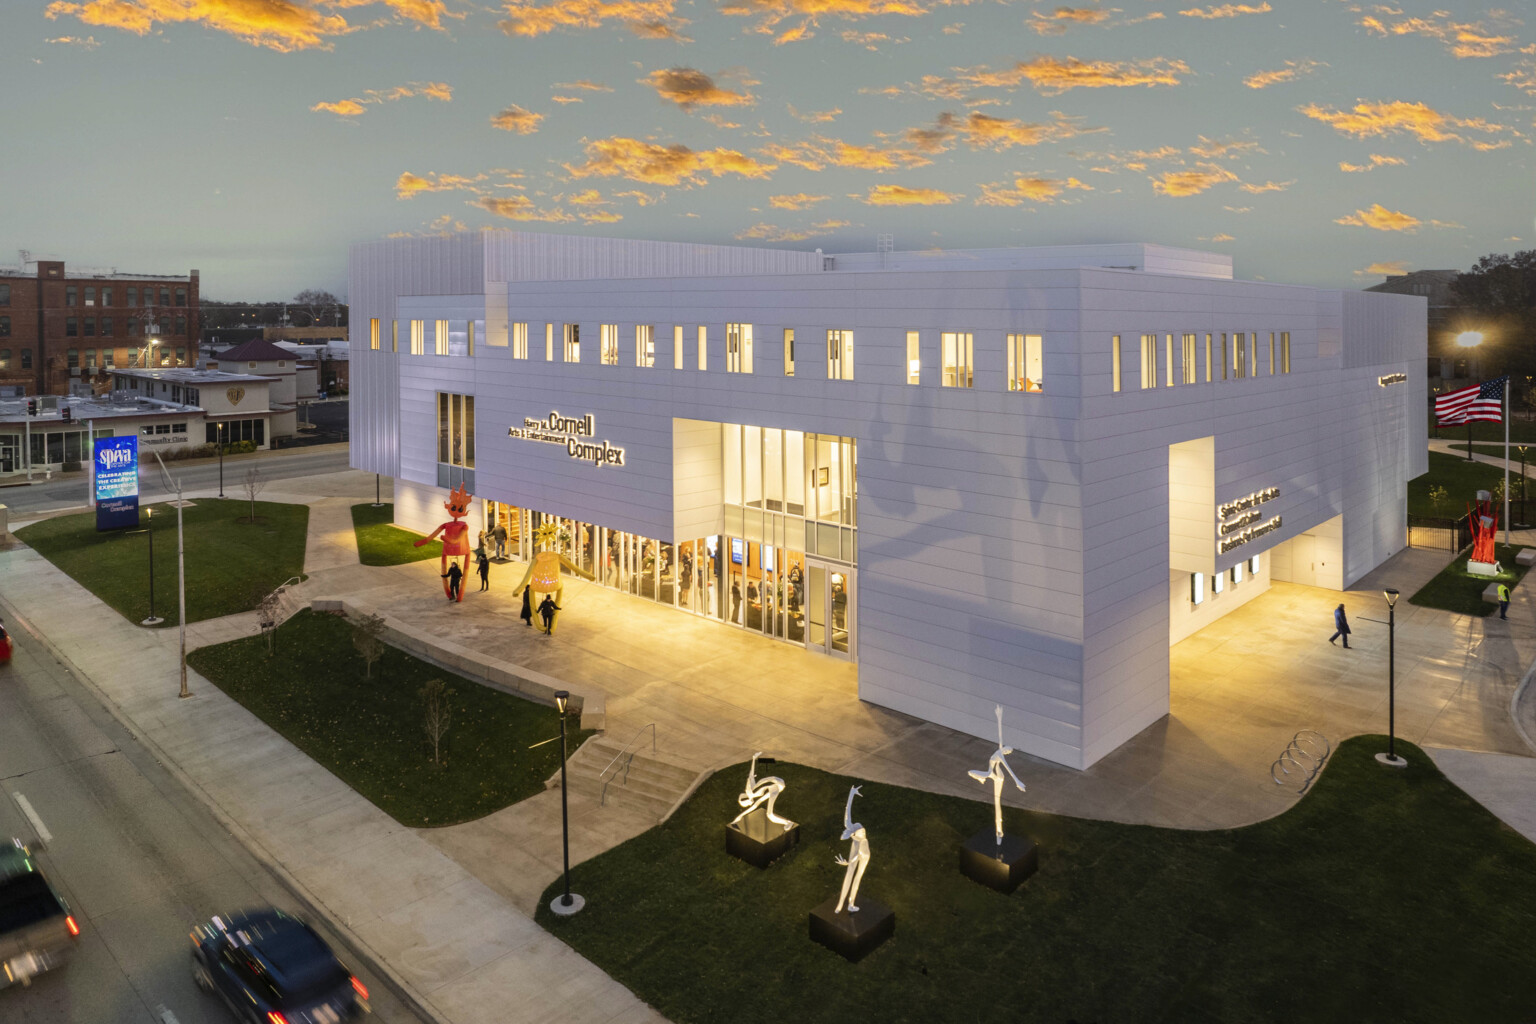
<box><xmin>217</xmin><ymin>422</ymin><xmax>226</xmax><ymax>499</ymax></box>
<box><xmin>549</xmin><ymin>690</ymin><xmax>584</xmax><ymax>916</ymax></box>
<box><xmin>1519</xmin><ymin>445</ymin><xmax>1528</xmax><ymax>528</ymax></box>
<box><xmin>142</xmin><ymin>506</ymin><xmax>163</xmax><ymax>626</ymax></box>
<box><xmin>372</xmin><ymin>473</ymin><xmax>384</xmax><ymax>508</ymax></box>
<box><xmin>151</xmin><ymin>452</ymin><xmax>191</xmax><ymax>699</ymax></box>
<box><xmin>1376</xmin><ymin>588</ymin><xmax>1407</xmax><ymax>768</ymax></box>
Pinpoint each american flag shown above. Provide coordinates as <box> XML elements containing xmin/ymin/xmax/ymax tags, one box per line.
<box><xmin>1436</xmin><ymin>377</ymin><xmax>1507</xmax><ymax>426</ymax></box>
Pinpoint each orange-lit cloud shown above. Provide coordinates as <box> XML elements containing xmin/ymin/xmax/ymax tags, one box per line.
<box><xmin>770</xmin><ymin>192</ymin><xmax>831</xmax><ymax>210</ymax></box>
<box><xmin>1339</xmin><ymin>153</ymin><xmax>1406</xmax><ymax>173</ymax></box>
<box><xmin>312</xmin><ymin>80</ymin><xmax>452</xmax><ymax>117</ymax></box>
<box><xmin>1299</xmin><ymin>99</ymin><xmax>1512</xmax><ymax>146</ymax></box>
<box><xmin>491</xmin><ymin>105</ymin><xmax>544</xmax><ymax>133</ymax></box>
<box><xmin>903</xmin><ymin>110</ymin><xmax>1102</xmax><ymax>153</ymax></box>
<box><xmin>565</xmin><ymin>137</ymin><xmax>776</xmax><ymax>185</ymax></box>
<box><xmin>1204</xmin><ymin>233</ymin><xmax>1235</xmax><ymax>242</ymax></box>
<box><xmin>1335</xmin><ymin>204</ymin><xmax>1421</xmax><ymax>232</ymax></box>
<box><xmin>921</xmin><ymin>56</ymin><xmax>1191</xmax><ymax>99</ymax></box>
<box><xmin>644</xmin><ymin>68</ymin><xmax>756</xmax><ymax>110</ymax></box>
<box><xmin>941</xmin><ymin>20</ymin><xmax>961</xmax><ymax>33</ymax></box>
<box><xmin>718</xmin><ymin>0</ymin><xmax>927</xmax><ymax>45</ymax></box>
<box><xmin>395</xmin><ymin>171</ymin><xmax>495</xmax><ymax>198</ymax></box>
<box><xmin>788</xmin><ymin>105</ymin><xmax>841</xmax><ymax>123</ymax></box>
<box><xmin>1356</xmin><ymin>260</ymin><xmax>1413</xmax><ymax>276</ymax></box>
<box><xmin>45</xmin><ymin>34</ymin><xmax>101</xmax><ymax>47</ymax></box>
<box><xmin>735</xmin><ymin>219</ymin><xmax>847</xmax><ymax>242</ymax></box>
<box><xmin>1358</xmin><ymin>11</ymin><xmax>1519</xmax><ymax>59</ymax></box>
<box><xmin>1499</xmin><ymin>62</ymin><xmax>1536</xmax><ymax>95</ymax></box>
<box><xmin>759</xmin><ymin>136</ymin><xmax>932</xmax><ymax>171</ymax></box>
<box><xmin>1237</xmin><ymin>179</ymin><xmax>1293</xmax><ymax>193</ymax></box>
<box><xmin>498</xmin><ymin>0</ymin><xmax>690</xmax><ymax>40</ymax></box>
<box><xmin>1179</xmin><ymin>2</ymin><xmax>1270</xmax><ymax>18</ymax></box>
<box><xmin>552</xmin><ymin>96</ymin><xmax>584</xmax><ymax>104</ymax></box>
<box><xmin>1150</xmin><ymin>163</ymin><xmax>1238</xmax><ymax>196</ymax></box>
<box><xmin>976</xmin><ymin>175</ymin><xmax>1092</xmax><ymax>205</ymax></box>
<box><xmin>1028</xmin><ymin>6</ymin><xmax>1112</xmax><ymax>35</ymax></box>
<box><xmin>475</xmin><ymin>195</ymin><xmax>576</xmax><ymax>223</ymax></box>
<box><xmin>45</xmin><ymin>0</ymin><xmax>352</xmax><ymax>52</ymax></box>
<box><xmin>332</xmin><ymin>0</ymin><xmax>456</xmax><ymax>30</ymax></box>
<box><xmin>1187</xmin><ymin>135</ymin><xmax>1262</xmax><ymax>158</ymax></box>
<box><xmin>1244</xmin><ymin>59</ymin><xmax>1324</xmax><ymax>89</ymax></box>
<box><xmin>858</xmin><ymin>184</ymin><xmax>961</xmax><ymax>205</ymax></box>
<box><xmin>555</xmin><ymin>79</ymin><xmax>614</xmax><ymax>92</ymax></box>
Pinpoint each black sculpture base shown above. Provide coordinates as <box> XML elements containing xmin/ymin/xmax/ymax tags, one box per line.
<box><xmin>959</xmin><ymin>830</ymin><xmax>1038</xmax><ymax>894</ymax></box>
<box><xmin>725</xmin><ymin>807</ymin><xmax>800</xmax><ymax>868</ymax></box>
<box><xmin>808</xmin><ymin>896</ymin><xmax>895</xmax><ymax>962</ymax></box>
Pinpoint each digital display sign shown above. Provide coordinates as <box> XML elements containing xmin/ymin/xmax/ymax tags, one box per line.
<box><xmin>95</xmin><ymin>435</ymin><xmax>140</xmax><ymax>531</ymax></box>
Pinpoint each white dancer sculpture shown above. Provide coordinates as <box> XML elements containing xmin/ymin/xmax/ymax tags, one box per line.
<box><xmin>967</xmin><ymin>705</ymin><xmax>1027</xmax><ymax>846</ymax></box>
<box><xmin>731</xmin><ymin>752</ymin><xmax>794</xmax><ymax>830</ymax></box>
<box><xmin>833</xmin><ymin>785</ymin><xmax>871</xmax><ymax>913</ymax></box>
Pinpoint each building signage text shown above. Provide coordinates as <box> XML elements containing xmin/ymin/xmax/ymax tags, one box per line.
<box><xmin>94</xmin><ymin>435</ymin><xmax>139</xmax><ymax>531</ymax></box>
<box><xmin>1378</xmin><ymin>373</ymin><xmax>1407</xmax><ymax>387</ymax></box>
<box><xmin>1217</xmin><ymin>485</ymin><xmax>1281</xmax><ymax>553</ymax></box>
<box><xmin>508</xmin><ymin>411</ymin><xmax>626</xmax><ymax>468</ymax></box>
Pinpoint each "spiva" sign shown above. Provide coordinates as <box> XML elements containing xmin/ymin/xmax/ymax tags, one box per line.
<box><xmin>508</xmin><ymin>410</ymin><xmax>626</xmax><ymax>468</ymax></box>
<box><xmin>1217</xmin><ymin>486</ymin><xmax>1280</xmax><ymax>554</ymax></box>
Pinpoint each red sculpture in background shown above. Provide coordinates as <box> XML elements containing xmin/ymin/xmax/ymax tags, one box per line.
<box><xmin>1469</xmin><ymin>496</ymin><xmax>1500</xmax><ymax>569</ymax></box>
<box><xmin>416</xmin><ymin>482</ymin><xmax>473</xmax><ymax>601</ymax></box>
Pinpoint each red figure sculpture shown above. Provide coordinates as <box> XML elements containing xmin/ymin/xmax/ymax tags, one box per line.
<box><xmin>1469</xmin><ymin>497</ymin><xmax>1500</xmax><ymax>568</ymax></box>
<box><xmin>416</xmin><ymin>482</ymin><xmax>473</xmax><ymax>601</ymax></box>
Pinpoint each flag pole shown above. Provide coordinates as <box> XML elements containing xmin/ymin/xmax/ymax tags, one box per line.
<box><xmin>1504</xmin><ymin>379</ymin><xmax>1511</xmax><ymax>548</ymax></box>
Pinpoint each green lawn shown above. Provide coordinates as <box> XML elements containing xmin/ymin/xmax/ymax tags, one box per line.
<box><xmin>1408</xmin><ymin>451</ymin><xmax>1509</xmax><ymax>517</ymax></box>
<box><xmin>1430</xmin><ymin>418</ymin><xmax>1536</xmax><ymax>444</ymax></box>
<box><xmin>538</xmin><ymin>739</ymin><xmax>1536</xmax><ymax>1024</ymax></box>
<box><xmin>17</xmin><ymin>501</ymin><xmax>308</xmax><ymax>626</ymax></box>
<box><xmin>186</xmin><ymin>609</ymin><xmax>590</xmax><ymax>827</ymax></box>
<box><xmin>351</xmin><ymin>503</ymin><xmax>441</xmax><ymax>566</ymax></box>
<box><xmin>1409</xmin><ymin>542</ymin><xmax>1529</xmax><ymax>616</ymax></box>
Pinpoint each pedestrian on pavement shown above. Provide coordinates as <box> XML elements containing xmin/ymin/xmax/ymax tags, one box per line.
<box><xmin>538</xmin><ymin>594</ymin><xmax>561</xmax><ymax>633</ymax></box>
<box><xmin>476</xmin><ymin>550</ymin><xmax>491</xmax><ymax>592</ymax></box>
<box><xmin>520</xmin><ymin>586</ymin><xmax>533</xmax><ymax>627</ymax></box>
<box><xmin>1329</xmin><ymin>603</ymin><xmax>1351</xmax><ymax>648</ymax></box>
<box><xmin>732</xmin><ymin>577</ymin><xmax>742</xmax><ymax>624</ymax></box>
<box><xmin>494</xmin><ymin>522</ymin><xmax>508</xmax><ymax>560</ymax></box>
<box><xmin>1499</xmin><ymin>581</ymin><xmax>1511</xmax><ymax>619</ymax></box>
<box><xmin>443</xmin><ymin>562</ymin><xmax>463</xmax><ymax>602</ymax></box>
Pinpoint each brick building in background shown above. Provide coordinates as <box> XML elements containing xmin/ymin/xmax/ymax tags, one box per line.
<box><xmin>0</xmin><ymin>258</ymin><xmax>200</xmax><ymax>396</ymax></box>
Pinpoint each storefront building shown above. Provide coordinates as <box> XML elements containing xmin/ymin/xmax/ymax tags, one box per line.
<box><xmin>350</xmin><ymin>232</ymin><xmax>1426</xmax><ymax>770</ymax></box>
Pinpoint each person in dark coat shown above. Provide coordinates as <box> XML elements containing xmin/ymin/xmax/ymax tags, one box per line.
<box><xmin>520</xmin><ymin>586</ymin><xmax>534</xmax><ymax>627</ymax></box>
<box><xmin>1329</xmin><ymin>603</ymin><xmax>1351</xmax><ymax>648</ymax></box>
<box><xmin>476</xmin><ymin>550</ymin><xmax>490</xmax><ymax>591</ymax></box>
<box><xmin>538</xmin><ymin>594</ymin><xmax>561</xmax><ymax>633</ymax></box>
<box><xmin>443</xmin><ymin>562</ymin><xmax>463</xmax><ymax>602</ymax></box>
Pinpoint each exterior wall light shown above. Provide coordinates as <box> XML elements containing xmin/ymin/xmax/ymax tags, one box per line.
<box><xmin>1191</xmin><ymin>572</ymin><xmax>1205</xmax><ymax>605</ymax></box>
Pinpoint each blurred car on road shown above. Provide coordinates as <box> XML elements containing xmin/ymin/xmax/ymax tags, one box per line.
<box><xmin>0</xmin><ymin>838</ymin><xmax>80</xmax><ymax>988</ymax></box>
<box><xmin>191</xmin><ymin>908</ymin><xmax>369</xmax><ymax>1023</ymax></box>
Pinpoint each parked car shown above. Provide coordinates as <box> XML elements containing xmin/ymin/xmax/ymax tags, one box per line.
<box><xmin>191</xmin><ymin>908</ymin><xmax>369</xmax><ymax>1023</ymax></box>
<box><xmin>0</xmin><ymin>839</ymin><xmax>80</xmax><ymax>988</ymax></box>
<box><xmin>0</xmin><ymin>618</ymin><xmax>12</xmax><ymax>664</ymax></box>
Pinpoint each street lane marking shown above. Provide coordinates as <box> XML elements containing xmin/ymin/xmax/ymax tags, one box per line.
<box><xmin>10</xmin><ymin>792</ymin><xmax>52</xmax><ymax>845</ymax></box>
<box><xmin>157</xmin><ymin>1005</ymin><xmax>181</xmax><ymax>1024</ymax></box>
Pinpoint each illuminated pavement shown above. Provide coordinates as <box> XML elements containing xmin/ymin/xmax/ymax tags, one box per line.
<box><xmin>4</xmin><ymin>468</ymin><xmax>1534</xmax><ymax>1024</ymax></box>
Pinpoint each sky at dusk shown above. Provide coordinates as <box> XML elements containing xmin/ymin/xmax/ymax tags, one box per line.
<box><xmin>2</xmin><ymin>0</ymin><xmax>1532</xmax><ymax>301</ymax></box>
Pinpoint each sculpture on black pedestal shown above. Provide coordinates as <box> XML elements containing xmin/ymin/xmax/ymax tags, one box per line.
<box><xmin>732</xmin><ymin>752</ymin><xmax>794</xmax><ymax>831</ymax></box>
<box><xmin>967</xmin><ymin>705</ymin><xmax>1027</xmax><ymax>846</ymax></box>
<box><xmin>833</xmin><ymin>785</ymin><xmax>870</xmax><ymax>914</ymax></box>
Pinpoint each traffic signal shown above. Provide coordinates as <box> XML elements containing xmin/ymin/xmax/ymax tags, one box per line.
<box><xmin>27</xmin><ymin>399</ymin><xmax>37</xmax><ymax>416</ymax></box>
<box><xmin>62</xmin><ymin>405</ymin><xmax>72</xmax><ymax>423</ymax></box>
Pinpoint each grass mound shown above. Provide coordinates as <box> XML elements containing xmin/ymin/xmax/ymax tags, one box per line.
<box><xmin>351</xmin><ymin>503</ymin><xmax>441</xmax><ymax>566</ymax></box>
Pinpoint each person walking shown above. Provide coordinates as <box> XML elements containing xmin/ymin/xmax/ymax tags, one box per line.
<box><xmin>732</xmin><ymin>577</ymin><xmax>743</xmax><ymax>624</ymax></box>
<box><xmin>1498</xmin><ymin>581</ymin><xmax>1511</xmax><ymax>619</ymax></box>
<box><xmin>476</xmin><ymin>550</ymin><xmax>491</xmax><ymax>592</ymax></box>
<box><xmin>1329</xmin><ymin>603</ymin><xmax>1351</xmax><ymax>648</ymax></box>
<box><xmin>443</xmin><ymin>562</ymin><xmax>463</xmax><ymax>603</ymax></box>
<box><xmin>537</xmin><ymin>593</ymin><xmax>561</xmax><ymax>633</ymax></box>
<box><xmin>520</xmin><ymin>586</ymin><xmax>533</xmax><ymax>627</ymax></box>
<box><xmin>493</xmin><ymin>522</ymin><xmax>508</xmax><ymax>560</ymax></box>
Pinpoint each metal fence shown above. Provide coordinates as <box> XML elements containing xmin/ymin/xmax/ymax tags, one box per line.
<box><xmin>1407</xmin><ymin>513</ymin><xmax>1471</xmax><ymax>552</ymax></box>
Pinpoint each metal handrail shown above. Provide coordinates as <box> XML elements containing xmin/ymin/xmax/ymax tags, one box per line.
<box><xmin>598</xmin><ymin>723</ymin><xmax>657</xmax><ymax>805</ymax></box>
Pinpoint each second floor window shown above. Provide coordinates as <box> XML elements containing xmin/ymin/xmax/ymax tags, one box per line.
<box><xmin>127</xmin><ymin>287</ymin><xmax>138</xmax><ymax>306</ymax></box>
<box><xmin>725</xmin><ymin>323</ymin><xmax>753</xmax><ymax>373</ymax></box>
<box><xmin>410</xmin><ymin>319</ymin><xmax>425</xmax><ymax>355</ymax></box>
<box><xmin>601</xmin><ymin>323</ymin><xmax>619</xmax><ymax>365</ymax></box>
<box><xmin>826</xmin><ymin>329</ymin><xmax>854</xmax><ymax>381</ymax></box>
<box><xmin>1008</xmin><ymin>333</ymin><xmax>1042</xmax><ymax>393</ymax></box>
<box><xmin>1140</xmin><ymin>333</ymin><xmax>1157</xmax><ymax>389</ymax></box>
<box><xmin>636</xmin><ymin>324</ymin><xmax>654</xmax><ymax>367</ymax></box>
<box><xmin>942</xmin><ymin>332</ymin><xmax>973</xmax><ymax>388</ymax></box>
<box><xmin>369</xmin><ymin>318</ymin><xmax>380</xmax><ymax>350</ymax></box>
<box><xmin>512</xmin><ymin>322</ymin><xmax>528</xmax><ymax>359</ymax></box>
<box><xmin>84</xmin><ymin>287</ymin><xmax>96</xmax><ymax>306</ymax></box>
<box><xmin>0</xmin><ymin>284</ymin><xmax>9</xmax><ymax>306</ymax></box>
<box><xmin>437</xmin><ymin>392</ymin><xmax>475</xmax><ymax>468</ymax></box>
<box><xmin>66</xmin><ymin>317</ymin><xmax>78</xmax><ymax>337</ymax></box>
<box><xmin>0</xmin><ymin>316</ymin><xmax>10</xmax><ymax>338</ymax></box>
<box><xmin>84</xmin><ymin>318</ymin><xmax>96</xmax><ymax>337</ymax></box>
<box><xmin>435</xmin><ymin>319</ymin><xmax>451</xmax><ymax>356</ymax></box>
<box><xmin>66</xmin><ymin>286</ymin><xmax>77</xmax><ymax>307</ymax></box>
<box><xmin>784</xmin><ymin>328</ymin><xmax>794</xmax><ymax>377</ymax></box>
<box><xmin>563</xmin><ymin>323</ymin><xmax>580</xmax><ymax>362</ymax></box>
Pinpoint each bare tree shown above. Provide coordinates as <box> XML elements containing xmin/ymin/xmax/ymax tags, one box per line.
<box><xmin>242</xmin><ymin>466</ymin><xmax>266</xmax><ymax>522</ymax></box>
<box><xmin>290</xmin><ymin>289</ymin><xmax>344</xmax><ymax>328</ymax></box>
<box><xmin>421</xmin><ymin>679</ymin><xmax>452</xmax><ymax>766</ymax></box>
<box><xmin>352</xmin><ymin>613</ymin><xmax>387</xmax><ymax>681</ymax></box>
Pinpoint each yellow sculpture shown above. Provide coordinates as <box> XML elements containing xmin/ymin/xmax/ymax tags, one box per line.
<box><xmin>512</xmin><ymin>522</ymin><xmax>595</xmax><ymax>633</ymax></box>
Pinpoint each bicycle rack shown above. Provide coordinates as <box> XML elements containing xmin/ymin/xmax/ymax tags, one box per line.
<box><xmin>1270</xmin><ymin>730</ymin><xmax>1331</xmax><ymax>793</ymax></box>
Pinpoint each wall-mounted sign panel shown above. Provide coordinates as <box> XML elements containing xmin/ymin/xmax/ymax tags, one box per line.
<box><xmin>508</xmin><ymin>410</ymin><xmax>626</xmax><ymax>468</ymax></box>
<box><xmin>1216</xmin><ymin>485</ymin><xmax>1281</xmax><ymax>554</ymax></box>
<box><xmin>95</xmin><ymin>435</ymin><xmax>140</xmax><ymax>531</ymax></box>
<box><xmin>1378</xmin><ymin>373</ymin><xmax>1407</xmax><ymax>387</ymax></box>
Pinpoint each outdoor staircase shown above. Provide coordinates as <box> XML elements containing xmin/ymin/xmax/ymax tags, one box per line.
<box><xmin>559</xmin><ymin>734</ymin><xmax>701</xmax><ymax>822</ymax></box>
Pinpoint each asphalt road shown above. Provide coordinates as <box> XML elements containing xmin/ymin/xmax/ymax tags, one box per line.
<box><xmin>0</xmin><ymin>616</ymin><xmax>426</xmax><ymax>1024</ymax></box>
<box><xmin>0</xmin><ymin>446</ymin><xmax>361</xmax><ymax>519</ymax></box>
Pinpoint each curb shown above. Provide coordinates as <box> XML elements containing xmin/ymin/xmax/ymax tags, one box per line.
<box><xmin>0</xmin><ymin>587</ymin><xmax>448</xmax><ymax>1024</ymax></box>
<box><xmin>1509</xmin><ymin>654</ymin><xmax>1536</xmax><ymax>757</ymax></box>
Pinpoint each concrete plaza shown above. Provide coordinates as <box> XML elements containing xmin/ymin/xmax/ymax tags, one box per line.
<box><xmin>2</xmin><ymin>467</ymin><xmax>1533</xmax><ymax>1024</ymax></box>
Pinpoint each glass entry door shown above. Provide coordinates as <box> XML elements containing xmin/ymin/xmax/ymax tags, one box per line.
<box><xmin>805</xmin><ymin>561</ymin><xmax>854</xmax><ymax>659</ymax></box>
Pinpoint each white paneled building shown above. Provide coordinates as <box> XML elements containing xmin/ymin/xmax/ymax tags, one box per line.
<box><xmin>349</xmin><ymin>231</ymin><xmax>1426</xmax><ymax>770</ymax></box>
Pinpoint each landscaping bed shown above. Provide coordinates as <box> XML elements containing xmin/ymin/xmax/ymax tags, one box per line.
<box><xmin>17</xmin><ymin>500</ymin><xmax>308</xmax><ymax>626</ymax></box>
<box><xmin>351</xmin><ymin>503</ymin><xmax>441</xmax><ymax>566</ymax></box>
<box><xmin>186</xmin><ymin>609</ymin><xmax>589</xmax><ymax>827</ymax></box>
<box><xmin>538</xmin><ymin>738</ymin><xmax>1536</xmax><ymax>1023</ymax></box>
<box><xmin>1408</xmin><ymin>543</ymin><xmax>1529</xmax><ymax>616</ymax></box>
<box><xmin>1408</xmin><ymin>452</ymin><xmax>1509</xmax><ymax>518</ymax></box>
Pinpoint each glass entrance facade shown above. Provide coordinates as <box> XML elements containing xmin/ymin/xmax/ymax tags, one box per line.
<box><xmin>486</xmin><ymin>422</ymin><xmax>857</xmax><ymax>659</ymax></box>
